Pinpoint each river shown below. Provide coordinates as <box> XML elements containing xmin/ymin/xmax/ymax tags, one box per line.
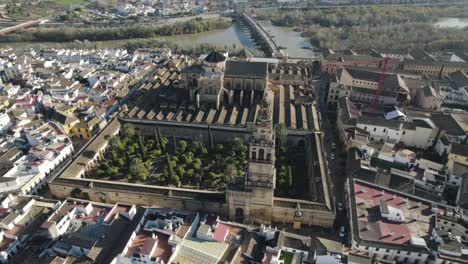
<box><xmin>259</xmin><ymin>20</ymin><xmax>314</xmax><ymax>58</ymax></box>
<box><xmin>0</xmin><ymin>18</ymin><xmax>314</xmax><ymax>58</ymax></box>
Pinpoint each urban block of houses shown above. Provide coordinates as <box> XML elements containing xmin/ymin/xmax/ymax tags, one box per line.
<box><xmin>0</xmin><ymin>194</ymin><xmax>60</xmax><ymax>263</ymax></box>
<box><xmin>346</xmin><ymin>178</ymin><xmax>467</xmax><ymax>264</ymax></box>
<box><xmin>327</xmin><ymin>67</ymin><xmax>410</xmax><ymax>106</ymax></box>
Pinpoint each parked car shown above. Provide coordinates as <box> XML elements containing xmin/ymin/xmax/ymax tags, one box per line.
<box><xmin>337</xmin><ymin>202</ymin><xmax>343</xmax><ymax>212</ymax></box>
<box><xmin>331</xmin><ymin>142</ymin><xmax>336</xmax><ymax>150</ymax></box>
<box><xmin>339</xmin><ymin>226</ymin><xmax>345</xmax><ymax>237</ymax></box>
<box><xmin>330</xmin><ymin>153</ymin><xmax>336</xmax><ymax>160</ymax></box>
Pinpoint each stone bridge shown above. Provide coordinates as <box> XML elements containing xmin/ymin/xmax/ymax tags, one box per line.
<box><xmin>239</xmin><ymin>13</ymin><xmax>322</xmax><ymax>62</ymax></box>
<box><xmin>239</xmin><ymin>13</ymin><xmax>282</xmax><ymax>58</ymax></box>
<box><xmin>0</xmin><ymin>18</ymin><xmax>48</xmax><ymax>36</ymax></box>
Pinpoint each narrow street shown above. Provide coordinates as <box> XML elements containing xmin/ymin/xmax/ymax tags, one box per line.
<box><xmin>314</xmin><ymin>66</ymin><xmax>361</xmax><ymax>245</ymax></box>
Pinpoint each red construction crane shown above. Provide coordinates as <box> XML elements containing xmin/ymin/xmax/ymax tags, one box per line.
<box><xmin>370</xmin><ymin>55</ymin><xmax>390</xmax><ymax>113</ymax></box>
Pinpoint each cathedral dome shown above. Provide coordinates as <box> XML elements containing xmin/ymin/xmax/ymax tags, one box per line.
<box><xmin>204</xmin><ymin>51</ymin><xmax>226</xmax><ymax>63</ymax></box>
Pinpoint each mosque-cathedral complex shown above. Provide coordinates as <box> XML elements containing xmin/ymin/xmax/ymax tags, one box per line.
<box><xmin>50</xmin><ymin>51</ymin><xmax>335</xmax><ymax>228</ymax></box>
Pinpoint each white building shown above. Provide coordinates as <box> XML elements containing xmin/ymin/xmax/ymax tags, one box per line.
<box><xmin>0</xmin><ymin>113</ymin><xmax>11</xmax><ymax>135</ymax></box>
<box><xmin>0</xmin><ymin>135</ymin><xmax>73</xmax><ymax>195</ymax></box>
<box><xmin>356</xmin><ymin>116</ymin><xmax>402</xmax><ymax>143</ymax></box>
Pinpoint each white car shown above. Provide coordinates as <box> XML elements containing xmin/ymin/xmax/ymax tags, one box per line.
<box><xmin>331</xmin><ymin>142</ymin><xmax>336</xmax><ymax>150</ymax></box>
<box><xmin>339</xmin><ymin>226</ymin><xmax>345</xmax><ymax>237</ymax></box>
<box><xmin>330</xmin><ymin>154</ymin><xmax>336</xmax><ymax>160</ymax></box>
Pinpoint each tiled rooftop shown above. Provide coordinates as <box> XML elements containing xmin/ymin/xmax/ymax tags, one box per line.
<box><xmin>353</xmin><ymin>180</ymin><xmax>442</xmax><ymax>247</ymax></box>
<box><xmin>125</xmin><ymin>230</ymin><xmax>172</xmax><ymax>263</ymax></box>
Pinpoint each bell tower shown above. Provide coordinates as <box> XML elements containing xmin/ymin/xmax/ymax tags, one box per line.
<box><xmin>227</xmin><ymin>90</ymin><xmax>276</xmax><ymax>225</ymax></box>
<box><xmin>246</xmin><ymin>120</ymin><xmax>276</xmax><ymax>188</ymax></box>
<box><xmin>243</xmin><ymin>92</ymin><xmax>276</xmax><ymax>224</ymax></box>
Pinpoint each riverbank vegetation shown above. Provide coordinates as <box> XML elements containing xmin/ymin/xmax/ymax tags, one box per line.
<box><xmin>256</xmin><ymin>6</ymin><xmax>468</xmax><ymax>50</ymax></box>
<box><xmin>89</xmin><ymin>124</ymin><xmax>248</xmax><ymax>191</ymax></box>
<box><xmin>0</xmin><ymin>39</ymin><xmax>255</xmax><ymax>57</ymax></box>
<box><xmin>15</xmin><ymin>18</ymin><xmax>231</xmax><ymax>42</ymax></box>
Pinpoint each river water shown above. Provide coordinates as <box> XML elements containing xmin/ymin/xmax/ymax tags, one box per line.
<box><xmin>259</xmin><ymin>20</ymin><xmax>314</xmax><ymax>58</ymax></box>
<box><xmin>0</xmin><ymin>18</ymin><xmax>315</xmax><ymax>58</ymax></box>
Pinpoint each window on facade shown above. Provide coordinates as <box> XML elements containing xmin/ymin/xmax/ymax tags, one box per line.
<box><xmin>373</xmin><ymin>128</ymin><xmax>377</xmax><ymax>132</ymax></box>
<box><xmin>259</xmin><ymin>149</ymin><xmax>265</xmax><ymax>160</ymax></box>
<box><xmin>383</xmin><ymin>129</ymin><xmax>386</xmax><ymax>132</ymax></box>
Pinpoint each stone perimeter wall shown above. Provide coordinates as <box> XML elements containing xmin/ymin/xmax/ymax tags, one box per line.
<box><xmin>49</xmin><ymin>178</ymin><xmax>229</xmax><ymax>216</ymax></box>
<box><xmin>50</xmin><ymin>117</ymin><xmax>335</xmax><ymax>228</ymax></box>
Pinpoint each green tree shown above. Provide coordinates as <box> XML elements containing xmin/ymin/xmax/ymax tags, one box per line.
<box><xmin>157</xmin><ymin>127</ymin><xmax>167</xmax><ymax>151</ymax></box>
<box><xmin>207</xmin><ymin>172</ymin><xmax>217</xmax><ymax>179</ymax></box>
<box><xmin>122</xmin><ymin>123</ymin><xmax>135</xmax><ymax>139</ymax></box>
<box><xmin>106</xmin><ymin>166</ymin><xmax>118</xmax><ymax>178</ymax></box>
<box><xmin>193</xmin><ymin>158</ymin><xmax>202</xmax><ymax>170</ymax></box>
<box><xmin>116</xmin><ymin>158</ymin><xmax>125</xmax><ymax>167</ymax></box>
<box><xmin>110</xmin><ymin>150</ymin><xmax>118</xmax><ymax>161</ymax></box>
<box><xmin>287</xmin><ymin>166</ymin><xmax>293</xmax><ymax>187</ymax></box>
<box><xmin>129</xmin><ymin>158</ymin><xmax>148</xmax><ymax>181</ymax></box>
<box><xmin>137</xmin><ymin>132</ymin><xmax>147</xmax><ymax>160</ymax></box>
<box><xmin>216</xmin><ymin>144</ymin><xmax>224</xmax><ymax>153</ymax></box>
<box><xmin>176</xmin><ymin>167</ymin><xmax>186</xmax><ymax>177</ymax></box>
<box><xmin>186</xmin><ymin>168</ymin><xmax>194</xmax><ymax>178</ymax></box>
<box><xmin>181</xmin><ymin>152</ymin><xmax>193</xmax><ymax>164</ymax></box>
<box><xmin>178</xmin><ymin>140</ymin><xmax>188</xmax><ymax>153</ymax></box>
<box><xmin>109</xmin><ymin>136</ymin><xmax>121</xmax><ymax>151</ymax></box>
<box><xmin>150</xmin><ymin>148</ymin><xmax>162</xmax><ymax>159</ymax></box>
<box><xmin>166</xmin><ymin>153</ymin><xmax>176</xmax><ymax>178</ymax></box>
<box><xmin>95</xmin><ymin>169</ymin><xmax>105</xmax><ymax>178</ymax></box>
<box><xmin>154</xmin><ymin>128</ymin><xmax>160</xmax><ymax>149</ymax></box>
<box><xmin>127</xmin><ymin>145</ymin><xmax>136</xmax><ymax>155</ymax></box>
<box><xmin>200</xmin><ymin>146</ymin><xmax>208</xmax><ymax>156</ymax></box>
<box><xmin>208</xmin><ymin>125</ymin><xmax>214</xmax><ymax>151</ymax></box>
<box><xmin>276</xmin><ymin>123</ymin><xmax>288</xmax><ymax>146</ymax></box>
<box><xmin>170</xmin><ymin>174</ymin><xmax>180</xmax><ymax>186</ymax></box>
